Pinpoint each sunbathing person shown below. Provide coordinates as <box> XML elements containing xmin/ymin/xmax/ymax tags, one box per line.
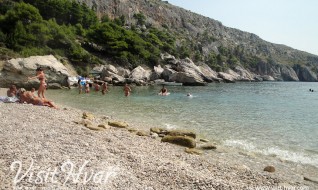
<box><xmin>7</xmin><ymin>85</ymin><xmax>17</xmax><ymax>97</ymax></box>
<box><xmin>18</xmin><ymin>88</ymin><xmax>58</xmax><ymax>109</ymax></box>
<box><xmin>18</xmin><ymin>88</ymin><xmax>33</xmax><ymax>104</ymax></box>
<box><xmin>30</xmin><ymin>88</ymin><xmax>37</xmax><ymax>98</ymax></box>
<box><xmin>31</xmin><ymin>96</ymin><xmax>58</xmax><ymax>109</ymax></box>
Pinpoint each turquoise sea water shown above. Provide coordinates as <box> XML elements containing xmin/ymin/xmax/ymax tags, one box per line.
<box><xmin>47</xmin><ymin>82</ymin><xmax>318</xmax><ymax>167</ymax></box>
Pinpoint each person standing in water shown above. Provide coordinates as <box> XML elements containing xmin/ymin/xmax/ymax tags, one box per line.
<box><xmin>160</xmin><ymin>85</ymin><xmax>168</xmax><ymax>95</ymax></box>
<box><xmin>101</xmin><ymin>82</ymin><xmax>109</xmax><ymax>95</ymax></box>
<box><xmin>94</xmin><ymin>82</ymin><xmax>100</xmax><ymax>92</ymax></box>
<box><xmin>124</xmin><ymin>83</ymin><xmax>131</xmax><ymax>97</ymax></box>
<box><xmin>85</xmin><ymin>82</ymin><xmax>90</xmax><ymax>93</ymax></box>
<box><xmin>28</xmin><ymin>67</ymin><xmax>47</xmax><ymax>99</ymax></box>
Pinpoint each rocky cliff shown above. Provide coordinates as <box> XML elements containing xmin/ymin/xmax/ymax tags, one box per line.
<box><xmin>0</xmin><ymin>55</ymin><xmax>73</xmax><ymax>89</ymax></box>
<box><xmin>76</xmin><ymin>0</ymin><xmax>318</xmax><ymax>81</ymax></box>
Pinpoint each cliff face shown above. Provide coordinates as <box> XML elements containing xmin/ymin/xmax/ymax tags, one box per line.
<box><xmin>76</xmin><ymin>0</ymin><xmax>318</xmax><ymax>81</ymax></box>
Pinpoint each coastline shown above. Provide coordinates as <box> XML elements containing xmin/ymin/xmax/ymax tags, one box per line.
<box><xmin>0</xmin><ymin>89</ymin><xmax>317</xmax><ymax>189</ymax></box>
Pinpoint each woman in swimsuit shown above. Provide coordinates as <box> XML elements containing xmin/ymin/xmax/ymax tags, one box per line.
<box><xmin>28</xmin><ymin>67</ymin><xmax>47</xmax><ymax>99</ymax></box>
<box><xmin>85</xmin><ymin>83</ymin><xmax>90</xmax><ymax>93</ymax></box>
<box><xmin>101</xmin><ymin>82</ymin><xmax>109</xmax><ymax>95</ymax></box>
<box><xmin>123</xmin><ymin>83</ymin><xmax>131</xmax><ymax>97</ymax></box>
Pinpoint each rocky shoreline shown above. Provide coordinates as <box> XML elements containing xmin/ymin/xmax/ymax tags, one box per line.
<box><xmin>1</xmin><ymin>88</ymin><xmax>317</xmax><ymax>189</ymax></box>
<box><xmin>1</xmin><ymin>54</ymin><xmax>317</xmax><ymax>91</ymax></box>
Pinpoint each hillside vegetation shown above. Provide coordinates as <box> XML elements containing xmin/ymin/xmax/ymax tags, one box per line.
<box><xmin>0</xmin><ymin>0</ymin><xmax>176</xmax><ymax>74</ymax></box>
<box><xmin>1</xmin><ymin>0</ymin><xmax>318</xmax><ymax>76</ymax></box>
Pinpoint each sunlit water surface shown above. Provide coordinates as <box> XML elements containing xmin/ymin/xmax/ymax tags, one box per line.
<box><xmin>47</xmin><ymin>82</ymin><xmax>318</xmax><ymax>168</ymax></box>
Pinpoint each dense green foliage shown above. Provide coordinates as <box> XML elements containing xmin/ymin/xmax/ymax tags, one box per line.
<box><xmin>0</xmin><ymin>0</ymin><xmax>177</xmax><ymax>72</ymax></box>
<box><xmin>0</xmin><ymin>0</ymin><xmax>94</xmax><ymax>65</ymax></box>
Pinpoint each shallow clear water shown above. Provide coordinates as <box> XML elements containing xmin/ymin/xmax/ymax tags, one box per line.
<box><xmin>47</xmin><ymin>82</ymin><xmax>318</xmax><ymax>167</ymax></box>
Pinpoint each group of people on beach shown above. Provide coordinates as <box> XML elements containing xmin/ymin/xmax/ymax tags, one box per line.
<box><xmin>77</xmin><ymin>76</ymin><xmax>132</xmax><ymax>96</ymax></box>
<box><xmin>5</xmin><ymin>67</ymin><xmax>193</xmax><ymax>109</ymax></box>
<box><xmin>77</xmin><ymin>78</ymin><xmax>111</xmax><ymax>95</ymax></box>
<box><xmin>6</xmin><ymin>67</ymin><xmax>58</xmax><ymax>109</ymax></box>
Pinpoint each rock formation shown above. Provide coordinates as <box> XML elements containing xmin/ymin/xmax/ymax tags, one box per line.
<box><xmin>75</xmin><ymin>0</ymin><xmax>318</xmax><ymax>82</ymax></box>
<box><xmin>0</xmin><ymin>55</ymin><xmax>73</xmax><ymax>89</ymax></box>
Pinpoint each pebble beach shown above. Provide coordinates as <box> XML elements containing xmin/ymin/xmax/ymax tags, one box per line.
<box><xmin>0</xmin><ymin>88</ymin><xmax>317</xmax><ymax>190</ymax></box>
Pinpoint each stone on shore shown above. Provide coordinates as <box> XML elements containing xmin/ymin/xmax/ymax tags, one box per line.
<box><xmin>85</xmin><ymin>124</ymin><xmax>104</xmax><ymax>131</ymax></box>
<box><xmin>166</xmin><ymin>129</ymin><xmax>196</xmax><ymax>139</ymax></box>
<box><xmin>75</xmin><ymin>119</ymin><xmax>104</xmax><ymax>131</ymax></box>
<box><xmin>150</xmin><ymin>127</ymin><xmax>167</xmax><ymax>134</ymax></box>
<box><xmin>199</xmin><ymin>138</ymin><xmax>209</xmax><ymax>142</ymax></box>
<box><xmin>200</xmin><ymin>143</ymin><xmax>217</xmax><ymax>150</ymax></box>
<box><xmin>127</xmin><ymin>128</ymin><xmax>138</xmax><ymax>133</ymax></box>
<box><xmin>264</xmin><ymin>166</ymin><xmax>276</xmax><ymax>173</ymax></box>
<box><xmin>75</xmin><ymin>119</ymin><xmax>92</xmax><ymax>127</ymax></box>
<box><xmin>82</xmin><ymin>112</ymin><xmax>95</xmax><ymax>120</ymax></box>
<box><xmin>185</xmin><ymin>148</ymin><xmax>203</xmax><ymax>155</ymax></box>
<box><xmin>136</xmin><ymin>131</ymin><xmax>149</xmax><ymax>136</ymax></box>
<box><xmin>150</xmin><ymin>132</ymin><xmax>159</xmax><ymax>139</ymax></box>
<box><xmin>304</xmin><ymin>176</ymin><xmax>318</xmax><ymax>184</ymax></box>
<box><xmin>98</xmin><ymin>124</ymin><xmax>110</xmax><ymax>129</ymax></box>
<box><xmin>161</xmin><ymin>135</ymin><xmax>196</xmax><ymax>148</ymax></box>
<box><xmin>108</xmin><ymin>121</ymin><xmax>128</xmax><ymax>128</ymax></box>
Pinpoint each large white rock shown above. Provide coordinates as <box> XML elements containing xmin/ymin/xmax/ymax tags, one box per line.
<box><xmin>91</xmin><ymin>65</ymin><xmax>104</xmax><ymax>73</ymax></box>
<box><xmin>154</xmin><ymin>65</ymin><xmax>164</xmax><ymax>75</ymax></box>
<box><xmin>218</xmin><ymin>72</ymin><xmax>236</xmax><ymax>83</ymax></box>
<box><xmin>129</xmin><ymin>66</ymin><xmax>151</xmax><ymax>81</ymax></box>
<box><xmin>197</xmin><ymin>63</ymin><xmax>222</xmax><ymax>82</ymax></box>
<box><xmin>232</xmin><ymin>66</ymin><xmax>255</xmax><ymax>81</ymax></box>
<box><xmin>117</xmin><ymin>67</ymin><xmax>130</xmax><ymax>78</ymax></box>
<box><xmin>106</xmin><ymin>64</ymin><xmax>118</xmax><ymax>74</ymax></box>
<box><xmin>224</xmin><ymin>69</ymin><xmax>243</xmax><ymax>81</ymax></box>
<box><xmin>174</xmin><ymin>58</ymin><xmax>220</xmax><ymax>83</ymax></box>
<box><xmin>169</xmin><ymin>72</ymin><xmax>206</xmax><ymax>86</ymax></box>
<box><xmin>0</xmin><ymin>55</ymin><xmax>72</xmax><ymax>88</ymax></box>
<box><xmin>161</xmin><ymin>68</ymin><xmax>176</xmax><ymax>81</ymax></box>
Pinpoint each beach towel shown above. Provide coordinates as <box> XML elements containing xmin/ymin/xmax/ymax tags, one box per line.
<box><xmin>0</xmin><ymin>96</ymin><xmax>6</xmax><ymax>102</ymax></box>
<box><xmin>0</xmin><ymin>96</ymin><xmax>19</xmax><ymax>103</ymax></box>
